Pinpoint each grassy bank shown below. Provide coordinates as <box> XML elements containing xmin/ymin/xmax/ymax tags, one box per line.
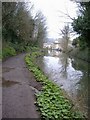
<box><xmin>2</xmin><ymin>42</ymin><xmax>32</xmax><ymax>60</ymax></box>
<box><xmin>2</xmin><ymin>44</ymin><xmax>16</xmax><ymax>60</ymax></box>
<box><xmin>25</xmin><ymin>49</ymin><xmax>84</xmax><ymax>119</ymax></box>
<box><xmin>68</xmin><ymin>48</ymin><xmax>89</xmax><ymax>62</ymax></box>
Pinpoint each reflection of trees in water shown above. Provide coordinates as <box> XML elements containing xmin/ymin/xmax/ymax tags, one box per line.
<box><xmin>46</xmin><ymin>50</ymin><xmax>69</xmax><ymax>79</ymax></box>
<box><xmin>48</xmin><ymin>50</ymin><xmax>61</xmax><ymax>57</ymax></box>
<box><xmin>71</xmin><ymin>57</ymin><xmax>88</xmax><ymax>73</ymax></box>
<box><xmin>59</xmin><ymin>54</ymin><xmax>88</xmax><ymax>115</ymax></box>
<box><xmin>71</xmin><ymin>57</ymin><xmax>88</xmax><ymax>114</ymax></box>
<box><xmin>58</xmin><ymin>53</ymin><xmax>69</xmax><ymax>79</ymax></box>
<box><xmin>38</xmin><ymin>50</ymin><xmax>88</xmax><ymax>115</ymax></box>
<box><xmin>71</xmin><ymin>57</ymin><xmax>88</xmax><ymax>97</ymax></box>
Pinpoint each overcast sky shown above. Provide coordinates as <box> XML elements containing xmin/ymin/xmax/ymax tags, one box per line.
<box><xmin>30</xmin><ymin>0</ymin><xmax>78</xmax><ymax>39</ymax></box>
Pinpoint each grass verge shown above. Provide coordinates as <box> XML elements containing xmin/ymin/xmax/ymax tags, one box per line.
<box><xmin>2</xmin><ymin>45</ymin><xmax>16</xmax><ymax>60</ymax></box>
<box><xmin>25</xmin><ymin>50</ymin><xmax>84</xmax><ymax>119</ymax></box>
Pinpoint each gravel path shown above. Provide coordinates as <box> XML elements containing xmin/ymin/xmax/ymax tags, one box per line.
<box><xmin>2</xmin><ymin>53</ymin><xmax>41</xmax><ymax>119</ymax></box>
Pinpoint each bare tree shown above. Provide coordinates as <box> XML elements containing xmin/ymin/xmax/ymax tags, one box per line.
<box><xmin>34</xmin><ymin>11</ymin><xmax>47</xmax><ymax>47</ymax></box>
<box><xmin>59</xmin><ymin>25</ymin><xmax>70</xmax><ymax>52</ymax></box>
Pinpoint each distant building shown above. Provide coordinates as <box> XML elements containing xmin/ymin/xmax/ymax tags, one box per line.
<box><xmin>52</xmin><ymin>41</ymin><xmax>63</xmax><ymax>50</ymax></box>
<box><xmin>43</xmin><ymin>43</ymin><xmax>52</xmax><ymax>49</ymax></box>
<box><xmin>43</xmin><ymin>40</ymin><xmax>63</xmax><ymax>50</ymax></box>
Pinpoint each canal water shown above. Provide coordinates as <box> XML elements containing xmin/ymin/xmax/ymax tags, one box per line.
<box><xmin>36</xmin><ymin>49</ymin><xmax>89</xmax><ymax>116</ymax></box>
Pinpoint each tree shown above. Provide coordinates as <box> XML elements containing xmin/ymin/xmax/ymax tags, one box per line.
<box><xmin>2</xmin><ymin>2</ymin><xmax>18</xmax><ymax>43</ymax></box>
<box><xmin>34</xmin><ymin>11</ymin><xmax>47</xmax><ymax>47</ymax></box>
<box><xmin>72</xmin><ymin>37</ymin><xmax>79</xmax><ymax>47</ymax></box>
<box><xmin>59</xmin><ymin>25</ymin><xmax>70</xmax><ymax>52</ymax></box>
<box><xmin>72</xmin><ymin>1</ymin><xmax>90</xmax><ymax>49</ymax></box>
<box><xmin>2</xmin><ymin>2</ymin><xmax>47</xmax><ymax>51</ymax></box>
<box><xmin>13</xmin><ymin>2</ymin><xmax>35</xmax><ymax>45</ymax></box>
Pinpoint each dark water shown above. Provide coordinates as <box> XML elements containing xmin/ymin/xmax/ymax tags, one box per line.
<box><xmin>37</xmin><ymin>49</ymin><xmax>89</xmax><ymax>116</ymax></box>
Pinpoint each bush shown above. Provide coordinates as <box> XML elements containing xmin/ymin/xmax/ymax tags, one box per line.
<box><xmin>10</xmin><ymin>43</ymin><xmax>25</xmax><ymax>53</ymax></box>
<box><xmin>2</xmin><ymin>45</ymin><xmax>16</xmax><ymax>59</ymax></box>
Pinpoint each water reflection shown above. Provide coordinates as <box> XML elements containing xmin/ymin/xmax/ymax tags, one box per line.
<box><xmin>37</xmin><ymin>49</ymin><xmax>89</xmax><ymax>116</ymax></box>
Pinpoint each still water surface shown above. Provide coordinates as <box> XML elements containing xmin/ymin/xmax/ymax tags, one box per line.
<box><xmin>37</xmin><ymin>50</ymin><xmax>89</xmax><ymax>116</ymax></box>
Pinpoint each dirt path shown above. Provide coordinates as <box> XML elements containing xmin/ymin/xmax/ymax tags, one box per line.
<box><xmin>2</xmin><ymin>53</ymin><xmax>41</xmax><ymax>118</ymax></box>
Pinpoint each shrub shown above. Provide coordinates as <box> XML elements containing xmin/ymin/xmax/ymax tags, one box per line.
<box><xmin>2</xmin><ymin>45</ymin><xmax>16</xmax><ymax>59</ymax></box>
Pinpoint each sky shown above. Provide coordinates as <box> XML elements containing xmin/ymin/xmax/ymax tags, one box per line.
<box><xmin>29</xmin><ymin>0</ymin><xmax>78</xmax><ymax>39</ymax></box>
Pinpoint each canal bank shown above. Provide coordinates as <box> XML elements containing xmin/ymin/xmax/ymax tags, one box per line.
<box><xmin>35</xmin><ymin>49</ymin><xmax>89</xmax><ymax>118</ymax></box>
<box><xmin>25</xmin><ymin>49</ymin><xmax>86</xmax><ymax>119</ymax></box>
<box><xmin>68</xmin><ymin>48</ymin><xmax>90</xmax><ymax>63</ymax></box>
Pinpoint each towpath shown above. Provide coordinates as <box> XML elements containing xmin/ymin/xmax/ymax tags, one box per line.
<box><xmin>2</xmin><ymin>53</ymin><xmax>41</xmax><ymax>119</ymax></box>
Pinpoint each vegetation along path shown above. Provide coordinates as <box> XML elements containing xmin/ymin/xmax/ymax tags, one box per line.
<box><xmin>2</xmin><ymin>53</ymin><xmax>41</xmax><ymax>118</ymax></box>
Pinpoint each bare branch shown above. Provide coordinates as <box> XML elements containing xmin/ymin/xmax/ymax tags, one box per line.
<box><xmin>58</xmin><ymin>10</ymin><xmax>75</xmax><ymax>20</ymax></box>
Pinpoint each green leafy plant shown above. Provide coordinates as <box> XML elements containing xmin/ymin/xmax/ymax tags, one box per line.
<box><xmin>25</xmin><ymin>50</ymin><xmax>84</xmax><ymax>119</ymax></box>
<box><xmin>2</xmin><ymin>45</ymin><xmax>16</xmax><ymax>59</ymax></box>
